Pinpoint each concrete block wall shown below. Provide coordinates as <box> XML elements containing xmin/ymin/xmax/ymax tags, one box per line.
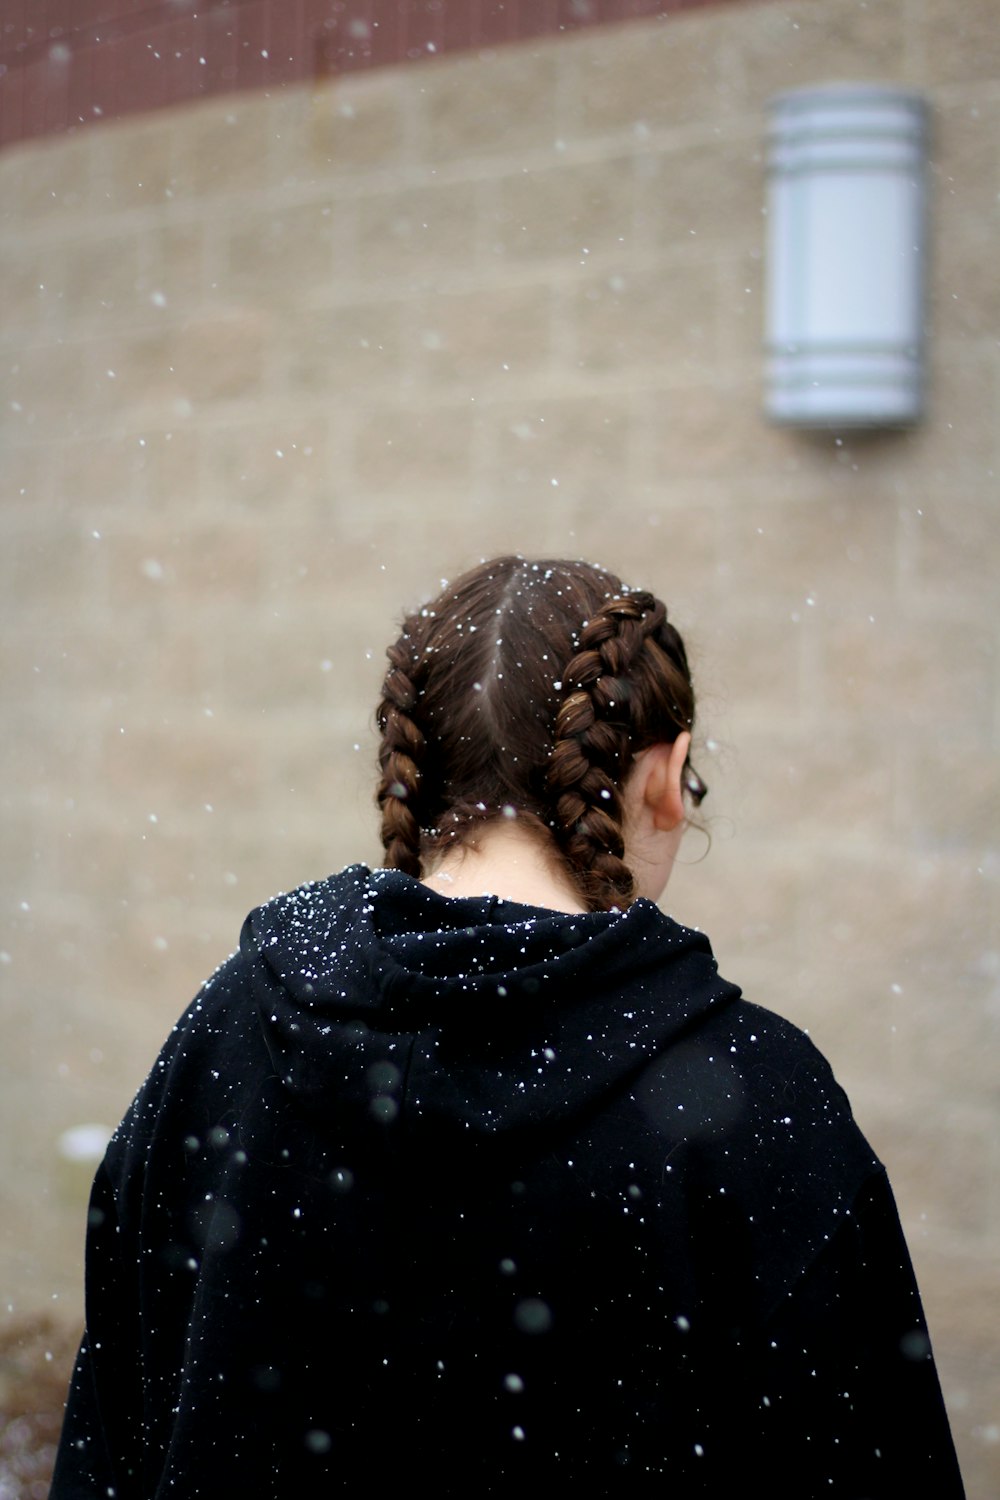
<box><xmin>0</xmin><ymin>0</ymin><xmax>997</xmax><ymax>1490</ymax></box>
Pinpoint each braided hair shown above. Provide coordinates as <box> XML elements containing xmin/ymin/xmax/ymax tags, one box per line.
<box><xmin>375</xmin><ymin>557</ymin><xmax>699</xmax><ymax>912</ymax></box>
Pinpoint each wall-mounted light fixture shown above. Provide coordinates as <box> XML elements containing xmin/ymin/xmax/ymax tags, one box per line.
<box><xmin>765</xmin><ymin>84</ymin><xmax>928</xmax><ymax>429</ymax></box>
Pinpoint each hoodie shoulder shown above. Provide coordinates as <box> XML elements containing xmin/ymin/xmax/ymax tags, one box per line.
<box><xmin>239</xmin><ymin>865</ymin><xmax>376</xmax><ymax>990</ymax></box>
<box><xmin>657</xmin><ymin>988</ymin><xmax>877</xmax><ymax>1167</ymax></box>
<box><xmin>108</xmin><ymin>940</ymin><xmax>271</xmax><ymax>1164</ymax></box>
<box><xmin>245</xmin><ymin>866</ymin><xmax>374</xmax><ymax>929</ymax></box>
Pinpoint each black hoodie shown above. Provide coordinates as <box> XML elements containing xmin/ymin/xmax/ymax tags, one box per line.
<box><xmin>52</xmin><ymin>866</ymin><xmax>964</xmax><ymax>1497</ymax></box>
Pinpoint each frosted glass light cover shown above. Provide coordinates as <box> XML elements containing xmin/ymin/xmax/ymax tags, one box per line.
<box><xmin>765</xmin><ymin>85</ymin><xmax>928</xmax><ymax>428</ymax></box>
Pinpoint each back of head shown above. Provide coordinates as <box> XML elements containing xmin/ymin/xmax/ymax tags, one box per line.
<box><xmin>376</xmin><ymin>556</ymin><xmax>698</xmax><ymax>913</ymax></box>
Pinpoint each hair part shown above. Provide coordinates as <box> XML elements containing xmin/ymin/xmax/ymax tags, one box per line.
<box><xmin>375</xmin><ymin>556</ymin><xmax>697</xmax><ymax>913</ymax></box>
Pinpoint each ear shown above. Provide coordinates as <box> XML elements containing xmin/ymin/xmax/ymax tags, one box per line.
<box><xmin>643</xmin><ymin>732</ymin><xmax>692</xmax><ymax>833</ymax></box>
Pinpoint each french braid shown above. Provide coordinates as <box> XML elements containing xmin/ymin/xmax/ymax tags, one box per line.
<box><xmin>374</xmin><ymin>557</ymin><xmax>698</xmax><ymax>909</ymax></box>
<box><xmin>375</xmin><ymin>625</ymin><xmax>427</xmax><ymax>878</ymax></box>
<box><xmin>548</xmin><ymin>593</ymin><xmax>674</xmax><ymax>911</ymax></box>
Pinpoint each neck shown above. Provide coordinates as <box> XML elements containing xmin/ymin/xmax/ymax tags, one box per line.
<box><xmin>421</xmin><ymin>820</ymin><xmax>589</xmax><ymax>915</ymax></box>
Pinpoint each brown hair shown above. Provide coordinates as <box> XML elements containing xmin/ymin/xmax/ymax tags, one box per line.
<box><xmin>375</xmin><ymin>556</ymin><xmax>699</xmax><ymax>912</ymax></box>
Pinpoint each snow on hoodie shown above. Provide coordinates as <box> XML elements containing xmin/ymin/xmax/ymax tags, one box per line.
<box><xmin>52</xmin><ymin>866</ymin><xmax>964</xmax><ymax>1498</ymax></box>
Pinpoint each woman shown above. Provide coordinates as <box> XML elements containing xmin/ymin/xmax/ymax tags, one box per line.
<box><xmin>53</xmin><ymin>555</ymin><xmax>963</xmax><ymax>1496</ymax></box>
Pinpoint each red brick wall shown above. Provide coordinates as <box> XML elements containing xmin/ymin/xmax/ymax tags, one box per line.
<box><xmin>0</xmin><ymin>0</ymin><xmax>735</xmax><ymax>150</ymax></box>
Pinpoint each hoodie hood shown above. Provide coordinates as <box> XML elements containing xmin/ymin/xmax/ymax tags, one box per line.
<box><xmin>241</xmin><ymin>865</ymin><xmax>740</xmax><ymax>1139</ymax></box>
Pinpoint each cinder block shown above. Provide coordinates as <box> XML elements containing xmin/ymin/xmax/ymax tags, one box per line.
<box><xmin>88</xmin><ymin>897</ymin><xmax>233</xmax><ymax>1035</ymax></box>
<box><xmin>0</xmin><ymin>525</ymin><xmax>104</xmax><ymax>631</ymax></box>
<box><xmin>0</xmin><ymin>903</ymin><xmax>97</xmax><ymax>1039</ymax></box>
<box><xmin>901</xmin><ymin>490</ymin><xmax>1000</xmax><ymax>606</ymax></box>
<box><xmin>0</xmin><ymin>339</ymin><xmax>91</xmax><ymax>426</ymax></box>
<box><xmin>353</xmin><ymin>401</ymin><xmax>479</xmax><ymax>496</ymax></box>
<box><xmin>104</xmin><ymin>518</ymin><xmax>267</xmax><ymax>614</ymax></box>
<box><xmin>0</xmin><ymin>441</ymin><xmax>54</xmax><ymax>510</ymax></box>
<box><xmin>169</xmin><ymin>312</ymin><xmax>270</xmax><ymax>403</ymax></box>
<box><xmin>638</xmin><ymin>137</ymin><xmax>763</xmax><ymax>255</ymax></box>
<box><xmin>485</xmin><ymin>158</ymin><xmax>636</xmax><ymax>265</ymax></box>
<box><xmin>911</xmin><ymin>1251</ymin><xmax>1000</xmax><ymax>1500</ymax></box>
<box><xmin>266</xmin><ymin>729</ymin><xmax>377</xmax><ymax>845</ymax></box>
<box><xmin>898</xmin><ymin>740</ymin><xmax>1000</xmax><ymax>853</ymax></box>
<box><xmin>594</xmin><ymin>503</ymin><xmax>723</xmax><ymax>616</ymax></box>
<box><xmin>131</xmin><ymin>428</ymin><xmax>205</xmax><ymax>513</ymax></box>
<box><xmin>800</xmin><ymin>851</ymin><xmax>993</xmax><ymax>1001</ymax></box>
<box><xmin>0</xmin><ymin>628</ymin><xmax>64</xmax><ymax>727</ymax></box>
<box><xmin>930</xmin><ymin>220</ymin><xmax>1000</xmax><ymax>341</ymax></box>
<box><xmin>900</xmin><ymin>976</ymin><xmax>1000</xmax><ymax>1113</ymax></box>
<box><xmin>820</xmin><ymin>614</ymin><xmax>995</xmax><ymax>739</ymax></box>
<box><xmin>284</xmin><ymin>299</ymin><xmax>405</xmax><ymax>397</ymax></box>
<box><xmin>116</xmin><ymin>614</ymin><xmax>218</xmax><ymax>705</ymax></box>
<box><xmin>916</xmin><ymin>0</ymin><xmax>1000</xmax><ymax>85</ymax></box>
<box><xmin>784</xmin><ymin>363</ymin><xmax>997</xmax><ymax>482</ymax></box>
<box><xmin>356</xmin><ymin>180</ymin><xmax>480</xmax><ymax>282</ymax></box>
<box><xmin>6</xmin><ymin>131</ymin><xmax>95</xmax><ymax>221</ymax></box>
<box><xmin>56</xmin><ymin>816</ymin><xmax>207</xmax><ymax>913</ymax></box>
<box><xmin>91</xmin><ymin>113</ymin><xmax>178</xmax><ymax>214</ymax></box>
<box><xmin>730</xmin><ymin>724</ymin><xmax>896</xmax><ymax>845</ymax></box>
<box><xmin>60</xmin><ymin>235</ymin><xmax>142</xmax><ymax>338</ymax></box>
<box><xmin>305</xmin><ymin>71</ymin><xmax>410</xmax><ymax>174</ymax></box>
<box><xmin>727</xmin><ymin>0</ymin><xmax>906</xmax><ymax>106</ymax></box>
<box><xmin>570</xmin><ymin>259</ymin><xmax>719</xmax><ymax>375</ymax></box>
<box><xmin>771</xmin><ymin>962</ymin><xmax>901</xmax><ymax>1092</ymax></box>
<box><xmin>645</xmin><ymin>378</ymin><xmax>799</xmax><ymax>482</ymax></box>
<box><xmin>852</xmin><ymin>348</ymin><xmax>997</xmax><ymax>482</ymax></box>
<box><xmin>928</xmin><ymin>96</ymin><xmax>1000</xmax><ymax>224</ymax></box>
<box><xmin>868</xmin><ymin>1107</ymin><xmax>992</xmax><ymax>1239</ymax></box>
<box><xmin>3</xmin><ymin>696</ymin><xmax>101</xmax><ymax>809</ymax></box>
<box><xmin>487</xmin><ymin>395</ymin><xmax>631</xmax><ymax>509</ymax></box>
<box><xmin>0</xmin><ymin>144</ymin><xmax>27</xmax><ymax>231</ymax></box>
<box><xmin>570</xmin><ymin>8</ymin><xmax>737</xmax><ymax>137</ymax></box>
<box><xmin>380</xmin><ymin>490</ymin><xmax>582</xmax><ymax>578</ymax></box>
<box><xmin>203</xmin><ymin>415</ymin><xmax>333</xmax><ymax>511</ymax></box>
<box><xmin>722</xmin><ymin>495</ymin><xmax>900</xmax><ymax>619</ymax></box>
<box><xmin>82</xmin><ymin>311</ymin><xmax>269</xmax><ymax>417</ymax></box>
<box><xmin>53</xmin><ymin>434</ymin><xmax>160</xmax><ymax>518</ymax></box>
<box><xmin>700</xmin><ymin>608</ymin><xmax>806</xmax><ymax>720</ymax></box>
<box><xmin>0</xmin><ymin>244</ymin><xmax>62</xmax><ymax>333</ymax></box>
<box><xmin>215</xmin><ymin>627</ymin><xmax>358</xmax><ymax>717</ymax></box>
<box><xmin>170</xmin><ymin>96</ymin><xmax>276</xmax><ymax>200</ymax></box>
<box><xmin>413</xmin><ymin>281</ymin><xmax>553</xmax><ymax>387</ymax></box>
<box><xmin>144</xmin><ymin>222</ymin><xmax>213</xmax><ymax>318</ymax></box>
<box><xmin>224</xmin><ymin>199</ymin><xmax>346</xmax><ymax>303</ymax></box>
<box><xmin>669</xmin><ymin>840</ymin><xmax>813</xmax><ymax>972</ymax></box>
<box><xmin>79</xmin><ymin>330</ymin><xmax>174</xmax><ymax>416</ymax></box>
<box><xmin>420</xmin><ymin>45</ymin><xmax>559</xmax><ymax>162</ymax></box>
<box><xmin>271</xmin><ymin>530</ymin><xmax>422</xmax><ymax>625</ymax></box>
<box><xmin>716</xmin><ymin>249</ymin><xmax>765</xmax><ymax>367</ymax></box>
<box><xmin>96</xmin><ymin>713</ymin><xmax>262</xmax><ymax>818</ymax></box>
